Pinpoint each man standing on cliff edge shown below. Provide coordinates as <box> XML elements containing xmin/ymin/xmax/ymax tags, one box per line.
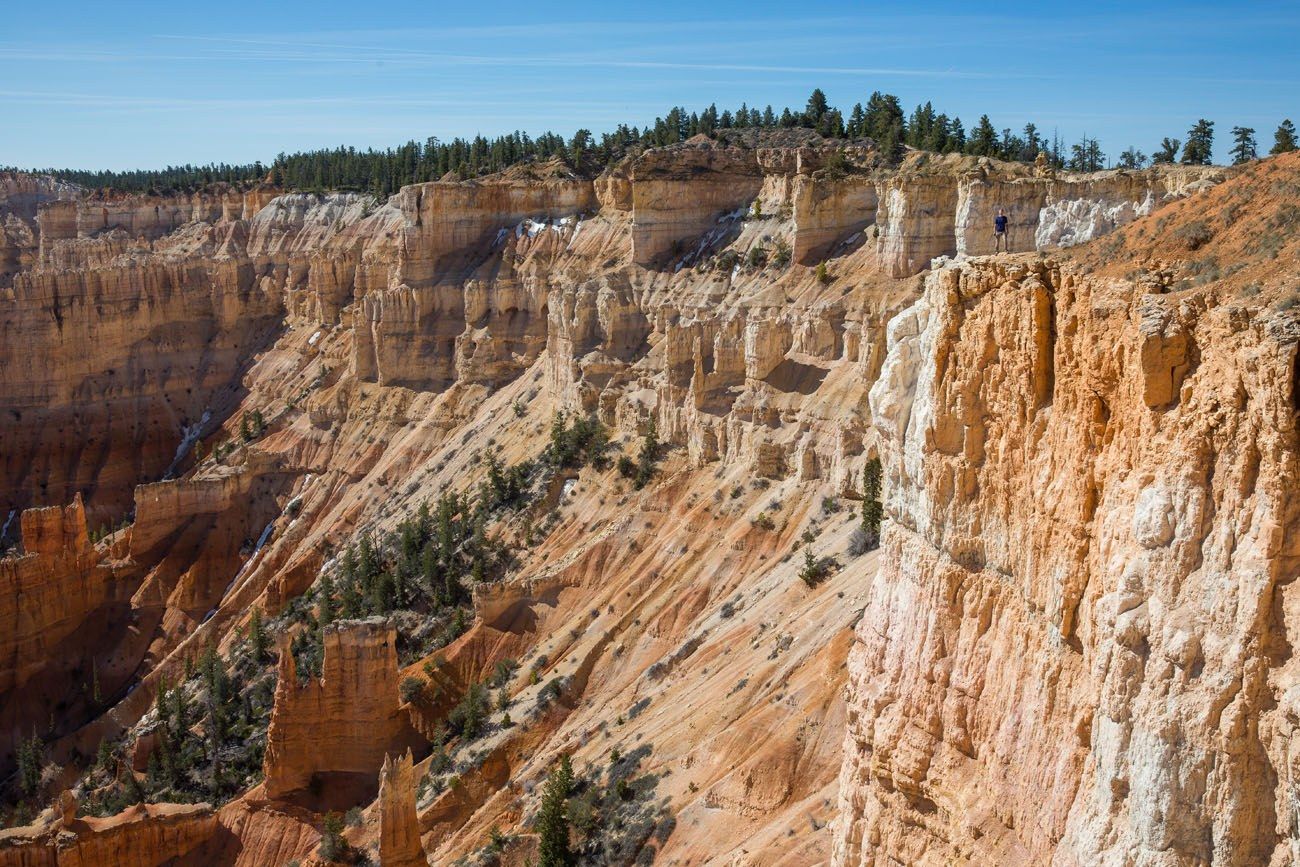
<box><xmin>994</xmin><ymin>209</ymin><xmax>1009</xmax><ymax>252</ymax></box>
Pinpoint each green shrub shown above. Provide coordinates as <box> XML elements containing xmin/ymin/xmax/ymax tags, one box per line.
<box><xmin>400</xmin><ymin>676</ymin><xmax>427</xmax><ymax>704</ymax></box>
<box><xmin>1173</xmin><ymin>220</ymin><xmax>1213</xmax><ymax>251</ymax></box>
<box><xmin>799</xmin><ymin>548</ymin><xmax>827</xmax><ymax>588</ymax></box>
<box><xmin>318</xmin><ymin>812</ymin><xmax>347</xmax><ymax>861</ymax></box>
<box><xmin>771</xmin><ymin>240</ymin><xmax>792</xmax><ymax>267</ymax></box>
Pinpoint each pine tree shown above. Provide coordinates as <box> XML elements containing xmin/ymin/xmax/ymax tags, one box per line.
<box><xmin>1181</xmin><ymin>119</ymin><xmax>1215</xmax><ymax>165</ymax></box>
<box><xmin>319</xmin><ymin>812</ymin><xmax>347</xmax><ymax>861</ymax></box>
<box><xmin>1153</xmin><ymin>137</ymin><xmax>1181</xmax><ymax>164</ymax></box>
<box><xmin>634</xmin><ymin>417</ymin><xmax>659</xmax><ymax>489</ymax></box>
<box><xmin>1117</xmin><ymin>147</ymin><xmax>1147</xmax><ymax>169</ymax></box>
<box><xmin>1230</xmin><ymin>126</ymin><xmax>1257</xmax><ymax>164</ymax></box>
<box><xmin>968</xmin><ymin>115</ymin><xmax>998</xmax><ymax>156</ymax></box>
<box><xmin>847</xmin><ymin>103</ymin><xmax>865</xmax><ymax>138</ymax></box>
<box><xmin>248</xmin><ymin>607</ymin><xmax>269</xmax><ymax>662</ymax></box>
<box><xmin>537</xmin><ymin>755</ymin><xmax>575</xmax><ymax>867</ymax></box>
<box><xmin>1271</xmin><ymin>119</ymin><xmax>1297</xmax><ymax>155</ymax></box>
<box><xmin>799</xmin><ymin>547</ymin><xmax>824</xmax><ymax>587</ymax></box>
<box><xmin>317</xmin><ymin>571</ymin><xmax>336</xmax><ymax>626</ymax></box>
<box><xmin>804</xmin><ymin>89</ymin><xmax>829</xmax><ymax>127</ymax></box>
<box><xmin>862</xmin><ymin>458</ymin><xmax>883</xmax><ymax>550</ymax></box>
<box><xmin>16</xmin><ymin>733</ymin><xmax>43</xmax><ymax>798</ymax></box>
<box><xmin>1020</xmin><ymin>123</ymin><xmax>1041</xmax><ymax>162</ymax></box>
<box><xmin>1067</xmin><ymin>136</ymin><xmax>1106</xmax><ymax>172</ymax></box>
<box><xmin>863</xmin><ymin>92</ymin><xmax>905</xmax><ymax>149</ymax></box>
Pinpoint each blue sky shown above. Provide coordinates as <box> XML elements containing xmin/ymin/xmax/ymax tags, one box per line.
<box><xmin>4</xmin><ymin>0</ymin><xmax>1298</xmax><ymax>170</ymax></box>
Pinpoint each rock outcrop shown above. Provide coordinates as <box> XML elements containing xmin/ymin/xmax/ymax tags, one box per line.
<box><xmin>835</xmin><ymin>249</ymin><xmax>1299</xmax><ymax>865</ymax></box>
<box><xmin>263</xmin><ymin>620</ymin><xmax>406</xmax><ymax>798</ymax></box>
<box><xmin>377</xmin><ymin>750</ymin><xmax>425</xmax><ymax>867</ymax></box>
<box><xmin>0</xmin><ymin>802</ymin><xmax>215</xmax><ymax>867</ymax></box>
<box><xmin>0</xmin><ymin>495</ymin><xmax>110</xmax><ymax>695</ymax></box>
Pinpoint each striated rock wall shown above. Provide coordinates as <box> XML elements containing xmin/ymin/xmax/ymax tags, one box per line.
<box><xmin>0</xmin><ymin>147</ymin><xmax>1254</xmax><ymax>865</ymax></box>
<box><xmin>263</xmin><ymin>620</ymin><xmax>405</xmax><ymax>798</ymax></box>
<box><xmin>378</xmin><ymin>749</ymin><xmax>425</xmax><ymax>867</ymax></box>
<box><xmin>0</xmin><ymin>802</ymin><xmax>215</xmax><ymax>867</ymax></box>
<box><xmin>629</xmin><ymin>145</ymin><xmax>762</xmax><ymax>265</ymax></box>
<box><xmin>0</xmin><ymin>495</ymin><xmax>110</xmax><ymax>695</ymax></box>
<box><xmin>0</xmin><ymin>254</ymin><xmax>284</xmax><ymax>517</ymax></box>
<box><xmin>835</xmin><ymin>254</ymin><xmax>1300</xmax><ymax>865</ymax></box>
<box><xmin>0</xmin><ymin>173</ymin><xmax>78</xmax><ymax>288</ymax></box>
<box><xmin>791</xmin><ymin>174</ymin><xmax>878</xmax><ymax>264</ymax></box>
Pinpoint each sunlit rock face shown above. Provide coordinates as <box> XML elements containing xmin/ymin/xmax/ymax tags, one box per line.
<box><xmin>835</xmin><ymin>247</ymin><xmax>1299</xmax><ymax>865</ymax></box>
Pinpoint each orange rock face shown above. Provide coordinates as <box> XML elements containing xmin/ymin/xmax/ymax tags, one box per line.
<box><xmin>378</xmin><ymin>750</ymin><xmax>424</xmax><ymax>867</ymax></box>
<box><xmin>0</xmin><ymin>495</ymin><xmax>109</xmax><ymax>695</ymax></box>
<box><xmin>0</xmin><ymin>802</ymin><xmax>215</xmax><ymax>867</ymax></box>
<box><xmin>836</xmin><ymin>249</ymin><xmax>1300</xmax><ymax>862</ymax></box>
<box><xmin>263</xmin><ymin>620</ymin><xmax>406</xmax><ymax>799</ymax></box>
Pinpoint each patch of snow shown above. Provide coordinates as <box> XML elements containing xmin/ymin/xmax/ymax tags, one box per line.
<box><xmin>565</xmin><ymin>219</ymin><xmax>584</xmax><ymax>250</ymax></box>
<box><xmin>253</xmin><ymin>520</ymin><xmax>275</xmax><ymax>553</ymax></box>
<box><xmin>308</xmin><ymin>330</ymin><xmax>322</xmax><ymax>346</ymax></box>
<box><xmin>562</xmin><ymin>479</ymin><xmax>578</xmax><ymax>498</ymax></box>
<box><xmin>493</xmin><ymin>227</ymin><xmax>509</xmax><ymax>246</ymax></box>
<box><xmin>1</xmin><ymin>509</ymin><xmax>15</xmax><ymax>542</ymax></box>
<box><xmin>163</xmin><ymin>409</ymin><xmax>212</xmax><ymax>479</ymax></box>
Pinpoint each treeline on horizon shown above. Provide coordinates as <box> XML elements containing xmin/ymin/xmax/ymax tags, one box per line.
<box><xmin>11</xmin><ymin>90</ymin><xmax>1299</xmax><ymax>197</ymax></box>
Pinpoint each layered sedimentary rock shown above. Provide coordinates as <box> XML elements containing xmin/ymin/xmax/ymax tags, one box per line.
<box><xmin>629</xmin><ymin>144</ymin><xmax>763</xmax><ymax>265</ymax></box>
<box><xmin>0</xmin><ymin>495</ymin><xmax>109</xmax><ymax>694</ymax></box>
<box><xmin>263</xmin><ymin>620</ymin><xmax>405</xmax><ymax>798</ymax></box>
<box><xmin>0</xmin><ymin>173</ymin><xmax>78</xmax><ymax>287</ymax></box>
<box><xmin>0</xmin><ymin>802</ymin><xmax>215</xmax><ymax>867</ymax></box>
<box><xmin>0</xmin><ymin>251</ymin><xmax>284</xmax><ymax>517</ymax></box>
<box><xmin>378</xmin><ymin>750</ymin><xmax>425</xmax><ymax>867</ymax></box>
<box><xmin>791</xmin><ymin>174</ymin><xmax>879</xmax><ymax>264</ymax></box>
<box><xmin>835</xmin><ymin>249</ymin><xmax>1299</xmax><ymax>864</ymax></box>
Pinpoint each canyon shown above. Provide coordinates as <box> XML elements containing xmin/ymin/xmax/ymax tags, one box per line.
<box><xmin>0</xmin><ymin>138</ymin><xmax>1295</xmax><ymax>866</ymax></box>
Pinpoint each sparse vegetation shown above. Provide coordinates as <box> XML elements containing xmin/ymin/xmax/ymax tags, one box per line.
<box><xmin>771</xmin><ymin>240</ymin><xmax>792</xmax><ymax>267</ymax></box>
<box><xmin>239</xmin><ymin>409</ymin><xmax>266</xmax><ymax>443</ymax></box>
<box><xmin>400</xmin><ymin>676</ymin><xmax>427</xmax><ymax>704</ymax></box>
<box><xmin>633</xmin><ymin>418</ymin><xmax>661</xmax><ymax>490</ymax></box>
<box><xmin>318</xmin><ymin>812</ymin><xmax>348</xmax><ymax>862</ymax></box>
<box><xmin>547</xmin><ymin>412</ymin><xmax>610</xmax><ymax>470</ymax></box>
<box><xmin>799</xmin><ymin>548</ymin><xmax>828</xmax><ymax>588</ymax></box>
<box><xmin>79</xmin><ymin>640</ymin><xmax>276</xmax><ymax>817</ymax></box>
<box><xmin>1174</xmin><ymin>220</ymin><xmax>1214</xmax><ymax>251</ymax></box>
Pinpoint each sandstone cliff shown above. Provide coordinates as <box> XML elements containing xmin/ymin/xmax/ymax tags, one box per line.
<box><xmin>835</xmin><ymin>156</ymin><xmax>1300</xmax><ymax>866</ymax></box>
<box><xmin>0</xmin><ymin>801</ymin><xmax>215</xmax><ymax>867</ymax></box>
<box><xmin>263</xmin><ymin>621</ymin><xmax>408</xmax><ymax>799</ymax></box>
<box><xmin>0</xmin><ymin>142</ymin><xmax>1280</xmax><ymax>866</ymax></box>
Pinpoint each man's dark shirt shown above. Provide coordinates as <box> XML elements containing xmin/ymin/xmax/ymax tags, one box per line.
<box><xmin>995</xmin><ymin>214</ymin><xmax>1008</xmax><ymax>233</ymax></box>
